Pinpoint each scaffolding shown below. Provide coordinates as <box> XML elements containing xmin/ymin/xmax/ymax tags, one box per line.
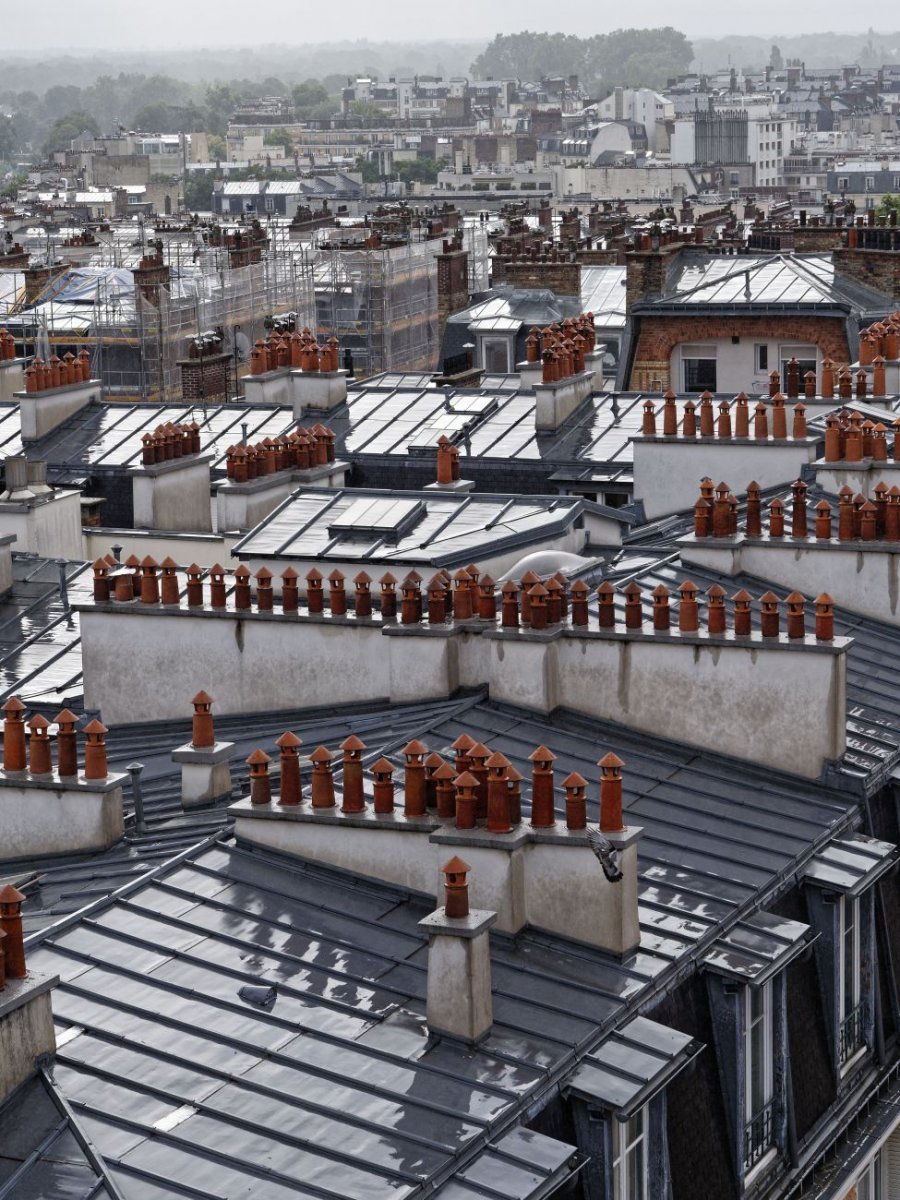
<box><xmin>135</xmin><ymin>244</ymin><xmax>316</xmax><ymax>401</ymax></box>
<box><xmin>313</xmin><ymin>238</ymin><xmax>438</xmax><ymax>378</ymax></box>
<box><xmin>312</xmin><ymin>220</ymin><xmax>490</xmax><ymax>379</ymax></box>
<box><xmin>0</xmin><ymin>231</ymin><xmax>316</xmax><ymax>402</ymax></box>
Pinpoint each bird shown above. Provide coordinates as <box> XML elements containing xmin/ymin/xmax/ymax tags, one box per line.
<box><xmin>587</xmin><ymin>826</ymin><xmax>623</xmax><ymax>882</ymax></box>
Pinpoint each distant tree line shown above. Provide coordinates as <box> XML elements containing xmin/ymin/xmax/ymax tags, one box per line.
<box><xmin>470</xmin><ymin>28</ymin><xmax>694</xmax><ymax>94</ymax></box>
<box><xmin>0</xmin><ymin>73</ymin><xmax>343</xmax><ymax>161</ymax></box>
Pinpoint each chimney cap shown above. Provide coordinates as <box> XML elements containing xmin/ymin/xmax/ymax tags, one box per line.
<box><xmin>733</xmin><ymin>588</ymin><xmax>752</xmax><ymax>602</ymax></box>
<box><xmin>235</xmin><ymin>565</ymin><xmax>250</xmax><ymax>579</ymax></box>
<box><xmin>506</xmin><ymin>764</ymin><xmax>524</xmax><ymax>783</ymax></box>
<box><xmin>563</xmin><ymin>770</ymin><xmax>588</xmax><ymax>788</ymax></box>
<box><xmin>282</xmin><ymin>566</ymin><xmax>299</xmax><ymax>580</ymax></box>
<box><xmin>246</xmin><ymin>748</ymin><xmax>271</xmax><ymax>766</ymax></box>
<box><xmin>82</xmin><ymin>718</ymin><xmax>108</xmax><ymax>736</ymax></box>
<box><xmin>310</xmin><ymin>745</ymin><xmax>334</xmax><ymax>763</ymax></box>
<box><xmin>468</xmin><ymin>742</ymin><xmax>490</xmax><ymax>760</ymax></box>
<box><xmin>341</xmin><ymin>734</ymin><xmax>367</xmax><ymax>751</ymax></box>
<box><xmin>451</xmin><ymin>733</ymin><xmax>476</xmax><ymax>752</ymax></box>
<box><xmin>160</xmin><ymin>556</ymin><xmax>178</xmax><ymax>569</ymax></box>
<box><xmin>529</xmin><ymin>744</ymin><xmax>557</xmax><ymax>762</ymax></box>
<box><xmin>432</xmin><ymin>761</ymin><xmax>456</xmax><ymax>781</ymax></box>
<box><xmin>454</xmin><ymin>770</ymin><xmax>480</xmax><ymax>788</ymax></box>
<box><xmin>371</xmin><ymin>756</ymin><xmax>395</xmax><ymax>775</ymax></box>
<box><xmin>141</xmin><ymin>554</ymin><xmax>159</xmax><ymax>568</ymax></box>
<box><xmin>28</xmin><ymin>713</ymin><xmax>49</xmax><ymax>730</ymax></box>
<box><xmin>0</xmin><ymin>883</ymin><xmax>25</xmax><ymax>905</ymax></box>
<box><xmin>599</xmin><ymin>751</ymin><xmax>625</xmax><ymax>769</ymax></box>
<box><xmin>442</xmin><ymin>854</ymin><xmax>470</xmax><ymax>878</ymax></box>
<box><xmin>403</xmin><ymin>738</ymin><xmax>429</xmax><ymax>755</ymax></box>
<box><xmin>354</xmin><ymin>570</ymin><xmax>372</xmax><ymax>585</ymax></box>
<box><xmin>53</xmin><ymin>707</ymin><xmax>79</xmax><ymax>725</ymax></box>
<box><xmin>192</xmin><ymin>689</ymin><xmax>213</xmax><ymax>705</ymax></box>
<box><xmin>425</xmin><ymin>751</ymin><xmax>445</xmax><ymax>768</ymax></box>
<box><xmin>275</xmin><ymin>730</ymin><xmax>302</xmax><ymax>749</ymax></box>
<box><xmin>256</xmin><ymin>566</ymin><xmax>273</xmax><ymax>581</ymax></box>
<box><xmin>485</xmin><ymin>750</ymin><xmax>511</xmax><ymax>769</ymax></box>
<box><xmin>380</xmin><ymin>572</ymin><xmax>397</xmax><ymax>585</ymax></box>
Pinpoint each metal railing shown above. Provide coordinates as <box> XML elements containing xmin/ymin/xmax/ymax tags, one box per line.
<box><xmin>744</xmin><ymin>1099</ymin><xmax>775</xmax><ymax>1172</ymax></box>
<box><xmin>839</xmin><ymin>1001</ymin><xmax>866</xmax><ymax>1065</ymax></box>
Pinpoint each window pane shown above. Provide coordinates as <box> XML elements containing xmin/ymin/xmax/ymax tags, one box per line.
<box><xmin>627</xmin><ymin>1135</ymin><xmax>646</xmax><ymax>1200</ymax></box>
<box><xmin>684</xmin><ymin>358</ymin><xmax>717</xmax><ymax>392</ymax></box>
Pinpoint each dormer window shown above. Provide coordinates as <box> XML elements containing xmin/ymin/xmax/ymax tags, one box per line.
<box><xmin>703</xmin><ymin>909</ymin><xmax>814</xmax><ymax>1188</ymax></box>
<box><xmin>803</xmin><ymin>833</ymin><xmax>896</xmax><ymax>1080</ymax></box>
<box><xmin>838</xmin><ymin>894</ymin><xmax>863</xmax><ymax>1066</ymax></box>
<box><xmin>612</xmin><ymin>1107</ymin><xmax>648</xmax><ymax>1199</ymax></box>
<box><xmin>743</xmin><ymin>980</ymin><xmax>775</xmax><ymax>1173</ymax></box>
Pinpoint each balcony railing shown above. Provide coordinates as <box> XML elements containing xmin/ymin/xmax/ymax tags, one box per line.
<box><xmin>839</xmin><ymin>1001</ymin><xmax>866</xmax><ymax>1065</ymax></box>
<box><xmin>743</xmin><ymin>1099</ymin><xmax>775</xmax><ymax>1172</ymax></box>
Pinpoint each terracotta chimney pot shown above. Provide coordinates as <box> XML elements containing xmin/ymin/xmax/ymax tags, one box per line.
<box><xmin>759</xmin><ymin>591</ymin><xmax>780</xmax><ymax>638</ymax></box>
<box><xmin>310</xmin><ymin>745</ymin><xmax>336</xmax><ymax>808</ymax></box>
<box><xmin>453</xmin><ymin>771</ymin><xmax>479</xmax><ymax>828</ymax></box>
<box><xmin>275</xmin><ymin>731</ymin><xmax>302</xmax><ymax>806</ymax></box>
<box><xmin>441</xmin><ymin>856</ymin><xmax>471</xmax><ymax>919</ymax></box>
<box><xmin>599</xmin><ymin>751</ymin><xmax>625</xmax><ymax>833</ymax></box>
<box><xmin>27</xmin><ymin>714</ymin><xmax>52</xmax><ymax>776</ymax></box>
<box><xmin>815</xmin><ymin>593</ymin><xmax>834</xmax><ymax>641</ymax></box>
<box><xmin>0</xmin><ymin>884</ymin><xmax>26</xmax><ymax>979</ymax></box>
<box><xmin>529</xmin><ymin>745</ymin><xmax>557</xmax><ymax>828</ymax></box>
<box><xmin>371</xmin><ymin>756</ymin><xmax>396</xmax><ymax>814</ymax></box>
<box><xmin>82</xmin><ymin>718</ymin><xmax>109</xmax><ymax>780</ymax></box>
<box><xmin>403</xmin><ymin>739</ymin><xmax>428</xmax><ymax>817</ymax></box>
<box><xmin>563</xmin><ymin>771</ymin><xmax>588</xmax><ymax>830</ymax></box>
<box><xmin>485</xmin><ymin>750</ymin><xmax>512</xmax><ymax>832</ymax></box>
<box><xmin>433</xmin><ymin>760</ymin><xmax>457</xmax><ymax>819</ymax></box>
<box><xmin>2</xmin><ymin>696</ymin><xmax>27</xmax><ymax>772</ymax></box>
<box><xmin>732</xmin><ymin>589</ymin><xmax>752</xmax><ymax>636</ymax></box>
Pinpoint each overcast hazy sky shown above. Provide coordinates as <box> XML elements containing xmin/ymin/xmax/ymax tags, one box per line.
<box><xmin>1</xmin><ymin>0</ymin><xmax>874</xmax><ymax>50</ymax></box>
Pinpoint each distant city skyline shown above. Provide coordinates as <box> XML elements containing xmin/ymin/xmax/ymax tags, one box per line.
<box><xmin>1</xmin><ymin>1</ymin><xmax>890</xmax><ymax>52</ymax></box>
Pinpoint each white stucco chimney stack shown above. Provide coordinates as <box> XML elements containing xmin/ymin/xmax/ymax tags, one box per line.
<box><xmin>419</xmin><ymin>857</ymin><xmax>496</xmax><ymax>1044</ymax></box>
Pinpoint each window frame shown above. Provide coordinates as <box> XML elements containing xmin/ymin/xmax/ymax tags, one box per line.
<box><xmin>742</xmin><ymin>980</ymin><xmax>776</xmax><ymax>1177</ymax></box>
<box><xmin>611</xmin><ymin>1106</ymin><xmax>649</xmax><ymax>1200</ymax></box>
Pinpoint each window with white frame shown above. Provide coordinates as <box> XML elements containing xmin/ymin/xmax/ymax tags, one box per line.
<box><xmin>838</xmin><ymin>894</ymin><xmax>864</xmax><ymax>1066</ymax></box>
<box><xmin>611</xmin><ymin>1107</ymin><xmax>648</xmax><ymax>1200</ymax></box>
<box><xmin>855</xmin><ymin>1145</ymin><xmax>885</xmax><ymax>1200</ymax></box>
<box><xmin>480</xmin><ymin>337</ymin><xmax>512</xmax><ymax>373</ymax></box>
<box><xmin>743</xmin><ymin>981</ymin><xmax>775</xmax><ymax>1173</ymax></box>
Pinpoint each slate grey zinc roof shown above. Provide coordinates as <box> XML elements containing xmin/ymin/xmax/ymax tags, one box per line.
<box><xmin>21</xmin><ymin>691</ymin><xmax>859</xmax><ymax>1197</ymax></box>
<box><xmin>0</xmin><ymin>1070</ymin><xmax>114</xmax><ymax>1199</ymax></box>
<box><xmin>16</xmin><ymin>695</ymin><xmax>476</xmax><ymax>933</ymax></box>
<box><xmin>25</xmin><ymin>401</ymin><xmax>298</xmax><ymax>475</ymax></box>
<box><xmin>319</xmin><ymin>377</ymin><xmax>643</xmax><ymax>471</ymax></box>
<box><xmin>231</xmin><ymin>488</ymin><xmax>596</xmax><ymax>565</ymax></box>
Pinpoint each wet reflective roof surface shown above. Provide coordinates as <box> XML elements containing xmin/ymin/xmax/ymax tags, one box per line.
<box><xmin>17</xmin><ymin>683</ymin><xmax>859</xmax><ymax>1197</ymax></box>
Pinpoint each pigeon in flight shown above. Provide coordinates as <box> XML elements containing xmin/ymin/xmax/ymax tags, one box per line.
<box><xmin>588</xmin><ymin>826</ymin><xmax>623</xmax><ymax>882</ymax></box>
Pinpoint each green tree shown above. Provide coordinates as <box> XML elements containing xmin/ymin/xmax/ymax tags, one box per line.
<box><xmin>349</xmin><ymin>99</ymin><xmax>386</xmax><ymax>122</ymax></box>
<box><xmin>264</xmin><ymin>127</ymin><xmax>294</xmax><ymax>152</ymax></box>
<box><xmin>395</xmin><ymin>157</ymin><xmax>447</xmax><ymax>185</ymax></box>
<box><xmin>0</xmin><ymin>116</ymin><xmax>18</xmax><ymax>161</ymax></box>
<box><xmin>292</xmin><ymin>80</ymin><xmax>329</xmax><ymax>116</ymax></box>
<box><xmin>183</xmin><ymin>171</ymin><xmax>215</xmax><ymax>211</ymax></box>
<box><xmin>877</xmin><ymin>194</ymin><xmax>900</xmax><ymax>220</ymax></box>
<box><xmin>353</xmin><ymin>154</ymin><xmax>381</xmax><ymax>183</ymax></box>
<box><xmin>42</xmin><ymin>111</ymin><xmax>100</xmax><ymax>156</ymax></box>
